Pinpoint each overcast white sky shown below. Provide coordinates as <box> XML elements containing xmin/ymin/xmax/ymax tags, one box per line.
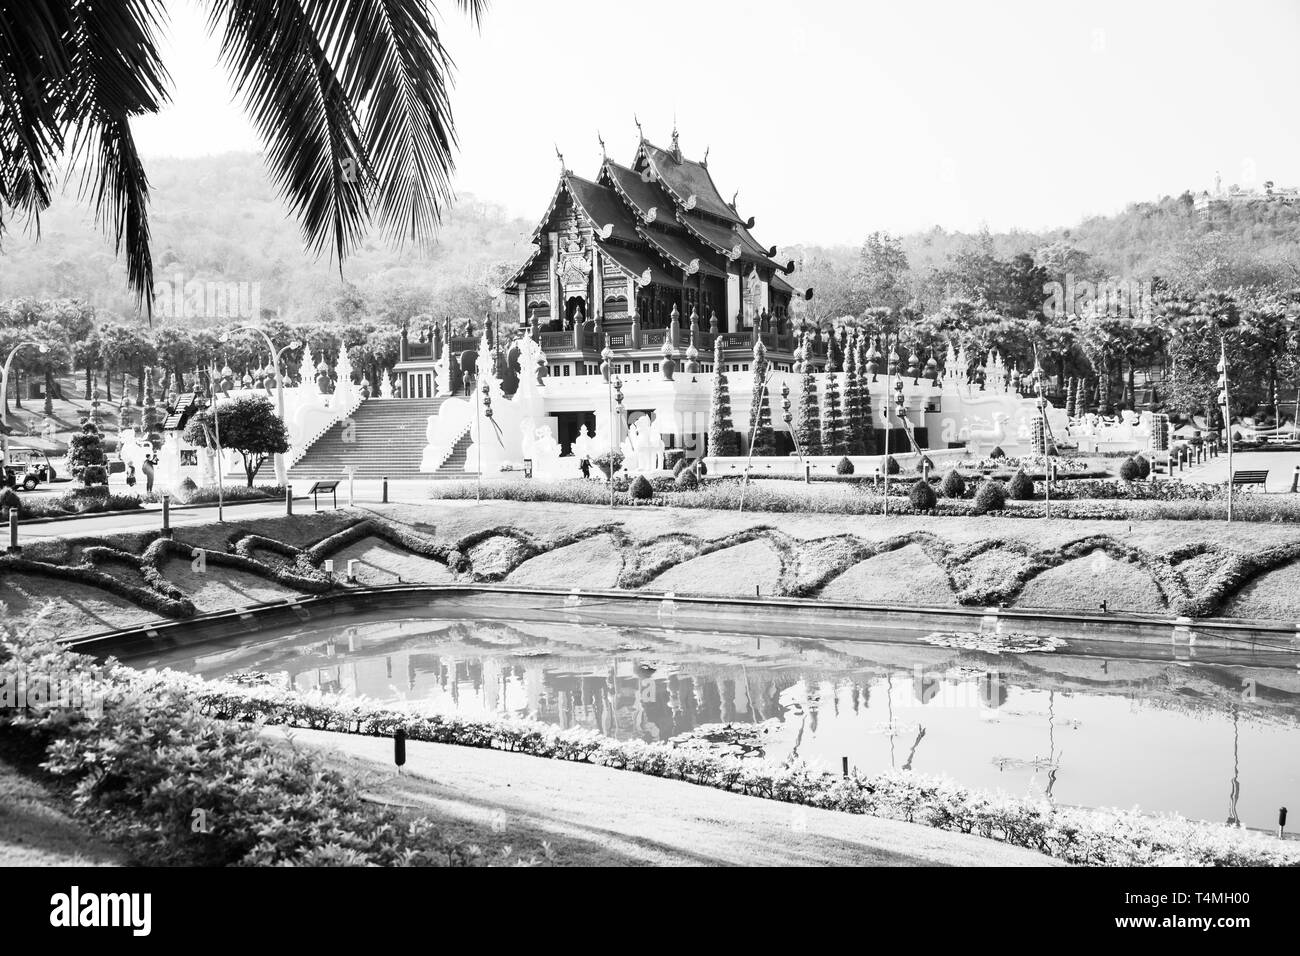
<box><xmin>132</xmin><ymin>0</ymin><xmax>1300</xmax><ymax>245</ymax></box>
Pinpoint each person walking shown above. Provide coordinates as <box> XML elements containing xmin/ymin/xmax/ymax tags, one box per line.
<box><xmin>142</xmin><ymin>454</ymin><xmax>156</xmax><ymax>494</ymax></box>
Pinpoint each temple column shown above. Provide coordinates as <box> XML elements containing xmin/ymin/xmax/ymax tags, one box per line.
<box><xmin>592</xmin><ymin>249</ymin><xmax>603</xmax><ymax>324</ymax></box>
<box><xmin>725</xmin><ymin>267</ymin><xmax>741</xmax><ymax>333</ymax></box>
<box><xmin>547</xmin><ymin>231</ymin><xmax>560</xmax><ymax>328</ymax></box>
<box><xmin>517</xmin><ymin>284</ymin><xmax>527</xmax><ymax>329</ymax></box>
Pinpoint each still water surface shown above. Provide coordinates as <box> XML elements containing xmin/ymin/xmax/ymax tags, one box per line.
<box><xmin>138</xmin><ymin>612</ymin><xmax>1300</xmax><ymax>829</ymax></box>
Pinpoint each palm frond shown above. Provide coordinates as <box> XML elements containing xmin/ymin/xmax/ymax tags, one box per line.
<box><xmin>207</xmin><ymin>0</ymin><xmax>486</xmax><ymax>266</ymax></box>
<box><xmin>62</xmin><ymin>0</ymin><xmax>170</xmax><ymax>319</ymax></box>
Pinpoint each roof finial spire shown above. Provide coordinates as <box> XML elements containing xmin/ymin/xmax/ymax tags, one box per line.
<box><xmin>634</xmin><ymin>114</ymin><xmax>643</xmax><ymax>141</ymax></box>
<box><xmin>670</xmin><ymin>115</ymin><xmax>681</xmax><ymax>162</ymax></box>
<box><xmin>731</xmin><ymin>189</ymin><xmax>739</xmax><ymax>209</ymax></box>
<box><xmin>597</xmin><ymin>131</ymin><xmax>606</xmax><ymax>160</ymax></box>
<box><xmin>702</xmin><ymin>145</ymin><xmax>709</xmax><ymax>167</ymax></box>
<box><xmin>554</xmin><ymin>144</ymin><xmax>567</xmax><ymax>173</ymax></box>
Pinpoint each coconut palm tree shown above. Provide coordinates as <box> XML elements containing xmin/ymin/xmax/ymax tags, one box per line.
<box><xmin>0</xmin><ymin>0</ymin><xmax>485</xmax><ymax>321</ymax></box>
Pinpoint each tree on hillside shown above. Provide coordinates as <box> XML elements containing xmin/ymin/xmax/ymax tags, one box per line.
<box><xmin>154</xmin><ymin>327</ymin><xmax>201</xmax><ymax>392</ymax></box>
<box><xmin>851</xmin><ymin>231</ymin><xmax>912</xmax><ymax>314</ymax></box>
<box><xmin>0</xmin><ymin>0</ymin><xmax>488</xmax><ymax>320</ymax></box>
<box><xmin>184</xmin><ymin>394</ymin><xmax>290</xmax><ymax>487</ymax></box>
<box><xmin>709</xmin><ymin>337</ymin><xmax>739</xmax><ymax>456</ymax></box>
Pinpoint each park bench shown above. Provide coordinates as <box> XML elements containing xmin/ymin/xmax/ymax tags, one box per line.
<box><xmin>1230</xmin><ymin>470</ymin><xmax>1268</xmax><ymax>490</ymax></box>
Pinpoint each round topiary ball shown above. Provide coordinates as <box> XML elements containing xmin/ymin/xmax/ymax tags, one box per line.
<box><xmin>836</xmin><ymin>456</ymin><xmax>854</xmax><ymax>475</ymax></box>
<box><xmin>972</xmin><ymin>479</ymin><xmax>1007</xmax><ymax>514</ymax></box>
<box><xmin>1008</xmin><ymin>468</ymin><xmax>1034</xmax><ymax>500</ymax></box>
<box><xmin>630</xmin><ymin>474</ymin><xmax>654</xmax><ymax>500</ymax></box>
<box><xmin>909</xmin><ymin>479</ymin><xmax>938</xmax><ymax>512</ymax></box>
<box><xmin>1133</xmin><ymin>454</ymin><xmax>1151</xmax><ymax>479</ymax></box>
<box><xmin>1118</xmin><ymin>456</ymin><xmax>1141</xmax><ymax>481</ymax></box>
<box><xmin>940</xmin><ymin>469</ymin><xmax>967</xmax><ymax>498</ymax></box>
<box><xmin>673</xmin><ymin>469</ymin><xmax>699</xmax><ymax>491</ymax></box>
<box><xmin>988</xmin><ymin>446</ymin><xmax>1006</xmax><ymax>459</ymax></box>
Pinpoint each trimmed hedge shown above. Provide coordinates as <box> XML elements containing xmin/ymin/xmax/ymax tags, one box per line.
<box><xmin>972</xmin><ymin>479</ymin><xmax>1007</xmax><ymax>514</ymax></box>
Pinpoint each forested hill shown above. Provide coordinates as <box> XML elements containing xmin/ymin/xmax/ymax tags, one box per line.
<box><xmin>0</xmin><ymin>152</ymin><xmax>534</xmax><ymax>324</ymax></box>
<box><xmin>1</xmin><ymin>150</ymin><xmax>1296</xmax><ymax>323</ymax></box>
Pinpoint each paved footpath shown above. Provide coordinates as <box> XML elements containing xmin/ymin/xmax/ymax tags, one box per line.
<box><xmin>274</xmin><ymin>727</ymin><xmax>1059</xmax><ymax>867</ymax></box>
<box><xmin>13</xmin><ymin>478</ymin><xmax>440</xmax><ymax>544</ymax></box>
<box><xmin>1177</xmin><ymin>449</ymin><xmax>1300</xmax><ymax>493</ymax></box>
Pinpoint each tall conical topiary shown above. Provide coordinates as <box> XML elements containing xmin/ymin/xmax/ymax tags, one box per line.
<box><xmin>845</xmin><ymin>330</ymin><xmax>868</xmax><ymax>454</ymax></box>
<box><xmin>825</xmin><ymin>324</ymin><xmax>843</xmax><ymax>373</ymax></box>
<box><xmin>796</xmin><ymin>332</ymin><xmax>822</xmax><ymax>455</ymax></box>
<box><xmin>858</xmin><ymin>332</ymin><xmax>875</xmax><ymax>453</ymax></box>
<box><xmin>821</xmin><ymin>368</ymin><xmax>846</xmax><ymax>455</ymax></box>
<box><xmin>68</xmin><ymin>416</ymin><xmax>108</xmax><ymax>486</ymax></box>
<box><xmin>709</xmin><ymin>337</ymin><xmax>739</xmax><ymax>456</ymax></box>
<box><xmin>747</xmin><ymin>340</ymin><xmax>777</xmax><ymax>456</ymax></box>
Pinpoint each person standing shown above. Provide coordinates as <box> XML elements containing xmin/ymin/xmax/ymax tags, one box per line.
<box><xmin>142</xmin><ymin>454</ymin><xmax>156</xmax><ymax>494</ymax></box>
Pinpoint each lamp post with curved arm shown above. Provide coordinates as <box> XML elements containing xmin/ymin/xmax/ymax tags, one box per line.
<box><xmin>1</xmin><ymin>342</ymin><xmax>49</xmax><ymax>459</ymax></box>
<box><xmin>221</xmin><ymin>327</ymin><xmax>300</xmax><ymax>483</ymax></box>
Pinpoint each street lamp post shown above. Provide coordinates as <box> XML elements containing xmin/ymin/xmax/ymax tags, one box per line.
<box><xmin>1</xmin><ymin>342</ymin><xmax>48</xmax><ymax>461</ymax></box>
<box><xmin>222</xmin><ymin>328</ymin><xmax>300</xmax><ymax>483</ymax></box>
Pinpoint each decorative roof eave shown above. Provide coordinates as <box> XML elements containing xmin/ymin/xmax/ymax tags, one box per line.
<box><xmin>563</xmin><ymin>173</ymin><xmax>621</xmax><ymax>242</ymax></box>
<box><xmin>636</xmin><ymin>227</ymin><xmax>726</xmax><ymax>279</ymax></box>
<box><xmin>636</xmin><ymin>140</ymin><xmax>743</xmax><ymax>226</ymax></box>
<box><xmin>528</xmin><ymin>176</ymin><xmax>570</xmax><ymax>242</ymax></box>
<box><xmin>677</xmin><ymin>211</ymin><xmax>743</xmax><ymax>261</ymax></box>
<box><xmin>506</xmin><ymin>244</ymin><xmax>545</xmax><ymax>288</ymax></box>
<box><xmin>601</xmin><ymin>159</ymin><xmax>678</xmax><ymax>232</ymax></box>
<box><xmin>596</xmin><ymin>239</ymin><xmax>680</xmax><ymax>288</ymax></box>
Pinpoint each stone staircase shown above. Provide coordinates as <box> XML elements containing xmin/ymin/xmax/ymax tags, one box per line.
<box><xmin>288</xmin><ymin>398</ymin><xmax>472</xmax><ymax>480</ymax></box>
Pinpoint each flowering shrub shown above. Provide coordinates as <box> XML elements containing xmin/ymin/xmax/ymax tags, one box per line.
<box><xmin>0</xmin><ymin>625</ymin><xmax>490</xmax><ymax>867</ymax></box>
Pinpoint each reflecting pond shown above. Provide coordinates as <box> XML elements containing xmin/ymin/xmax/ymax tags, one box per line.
<box><xmin>136</xmin><ymin>612</ymin><xmax>1300</xmax><ymax>829</ymax></box>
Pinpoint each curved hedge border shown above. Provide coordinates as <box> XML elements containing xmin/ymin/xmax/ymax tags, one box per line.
<box><xmin>6</xmin><ymin>512</ymin><xmax>1300</xmax><ymax>623</ymax></box>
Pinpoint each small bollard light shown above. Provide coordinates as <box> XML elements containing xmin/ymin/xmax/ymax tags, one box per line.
<box><xmin>7</xmin><ymin>510</ymin><xmax>19</xmax><ymax>554</ymax></box>
<box><xmin>842</xmin><ymin>756</ymin><xmax>849</xmax><ymax>778</ymax></box>
<box><xmin>382</xmin><ymin>476</ymin><xmax>389</xmax><ymax>504</ymax></box>
<box><xmin>804</xmin><ymin>462</ymin><xmax>811</xmax><ymax>484</ymax></box>
<box><xmin>161</xmin><ymin>493</ymin><xmax>172</xmax><ymax>538</ymax></box>
<box><xmin>286</xmin><ymin>483</ymin><xmax>293</xmax><ymax>516</ymax></box>
<box><xmin>346</xmin><ymin>558</ymin><xmax>358</xmax><ymax>583</ymax></box>
<box><xmin>1280</xmin><ymin>806</ymin><xmax>1288</xmax><ymax>839</ymax></box>
<box><xmin>394</xmin><ymin>728</ymin><xmax>407</xmax><ymax>774</ymax></box>
<box><xmin>324</xmin><ymin>559</ymin><xmax>335</xmax><ymax>577</ymax></box>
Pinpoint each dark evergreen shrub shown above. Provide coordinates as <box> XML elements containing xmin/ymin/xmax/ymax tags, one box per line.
<box><xmin>673</xmin><ymin>469</ymin><xmax>699</xmax><ymax>491</ymax></box>
<box><xmin>1118</xmin><ymin>457</ymin><xmax>1141</xmax><ymax>481</ymax></box>
<box><xmin>836</xmin><ymin>456</ymin><xmax>854</xmax><ymax>475</ymax></box>
<box><xmin>1008</xmin><ymin>468</ymin><xmax>1034</xmax><ymax>500</ymax></box>
<box><xmin>629</xmin><ymin>475</ymin><xmax>654</xmax><ymax>500</ymax></box>
<box><xmin>885</xmin><ymin>455</ymin><xmax>900</xmax><ymax>475</ymax></box>
<box><xmin>989</xmin><ymin>446</ymin><xmax>1006</xmax><ymax>459</ymax></box>
<box><xmin>909</xmin><ymin>480</ymin><xmax>937</xmax><ymax>511</ymax></box>
<box><xmin>940</xmin><ymin>470</ymin><xmax>967</xmax><ymax>498</ymax></box>
<box><xmin>1133</xmin><ymin>454</ymin><xmax>1151</xmax><ymax>479</ymax></box>
<box><xmin>972</xmin><ymin>479</ymin><xmax>1007</xmax><ymax>514</ymax></box>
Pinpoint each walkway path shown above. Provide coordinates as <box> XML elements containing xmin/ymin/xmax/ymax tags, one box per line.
<box><xmin>1176</xmin><ymin>449</ymin><xmax>1300</xmax><ymax>492</ymax></box>
<box><xmin>275</xmin><ymin>727</ymin><xmax>1058</xmax><ymax>867</ymax></box>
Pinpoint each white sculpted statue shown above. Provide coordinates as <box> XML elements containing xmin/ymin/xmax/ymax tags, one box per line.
<box><xmin>621</xmin><ymin>416</ymin><xmax>665</xmax><ymax>473</ymax></box>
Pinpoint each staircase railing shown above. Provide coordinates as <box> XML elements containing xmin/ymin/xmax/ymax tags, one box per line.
<box><xmin>284</xmin><ymin>392</ymin><xmax>367</xmax><ymax>472</ymax></box>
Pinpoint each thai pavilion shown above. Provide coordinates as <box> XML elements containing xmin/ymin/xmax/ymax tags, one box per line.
<box><xmin>505</xmin><ymin>125</ymin><xmax>823</xmax><ymax>378</ymax></box>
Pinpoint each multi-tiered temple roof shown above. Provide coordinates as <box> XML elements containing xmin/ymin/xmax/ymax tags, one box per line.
<box><xmin>509</xmin><ymin>127</ymin><xmax>797</xmax><ymax>339</ymax></box>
